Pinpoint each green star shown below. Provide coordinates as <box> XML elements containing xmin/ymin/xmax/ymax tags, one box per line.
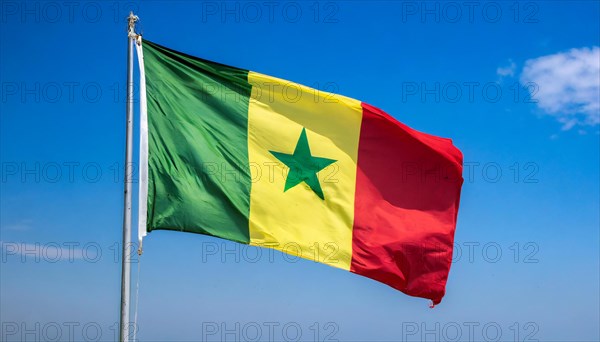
<box><xmin>270</xmin><ymin>128</ymin><xmax>337</xmax><ymax>200</ymax></box>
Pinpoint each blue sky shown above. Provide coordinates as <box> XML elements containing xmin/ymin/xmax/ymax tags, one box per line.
<box><xmin>1</xmin><ymin>1</ymin><xmax>599</xmax><ymax>341</ymax></box>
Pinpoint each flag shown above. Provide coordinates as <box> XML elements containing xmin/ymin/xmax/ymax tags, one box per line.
<box><xmin>136</xmin><ymin>39</ymin><xmax>464</xmax><ymax>305</ymax></box>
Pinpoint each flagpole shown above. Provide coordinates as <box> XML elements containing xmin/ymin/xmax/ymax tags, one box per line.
<box><xmin>120</xmin><ymin>11</ymin><xmax>138</xmax><ymax>342</ymax></box>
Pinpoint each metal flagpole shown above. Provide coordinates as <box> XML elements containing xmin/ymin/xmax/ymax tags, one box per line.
<box><xmin>120</xmin><ymin>11</ymin><xmax>138</xmax><ymax>342</ymax></box>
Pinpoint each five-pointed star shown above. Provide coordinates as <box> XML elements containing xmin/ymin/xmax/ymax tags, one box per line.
<box><xmin>269</xmin><ymin>128</ymin><xmax>337</xmax><ymax>200</ymax></box>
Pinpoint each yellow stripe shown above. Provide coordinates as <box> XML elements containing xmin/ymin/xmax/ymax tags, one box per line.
<box><xmin>247</xmin><ymin>71</ymin><xmax>362</xmax><ymax>270</ymax></box>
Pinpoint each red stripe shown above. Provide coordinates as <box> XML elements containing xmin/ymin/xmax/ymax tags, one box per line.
<box><xmin>350</xmin><ymin>103</ymin><xmax>463</xmax><ymax>305</ymax></box>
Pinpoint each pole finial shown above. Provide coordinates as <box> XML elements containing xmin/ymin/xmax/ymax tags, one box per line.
<box><xmin>127</xmin><ymin>12</ymin><xmax>139</xmax><ymax>39</ymax></box>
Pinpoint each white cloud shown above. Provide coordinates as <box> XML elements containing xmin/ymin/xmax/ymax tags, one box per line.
<box><xmin>497</xmin><ymin>60</ymin><xmax>516</xmax><ymax>77</ymax></box>
<box><xmin>1</xmin><ymin>219</ymin><xmax>33</xmax><ymax>231</ymax></box>
<box><xmin>520</xmin><ymin>47</ymin><xmax>600</xmax><ymax>130</ymax></box>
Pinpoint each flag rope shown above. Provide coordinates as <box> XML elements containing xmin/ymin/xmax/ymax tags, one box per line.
<box><xmin>135</xmin><ymin>35</ymin><xmax>148</xmax><ymax>254</ymax></box>
<box><xmin>132</xmin><ymin>254</ymin><xmax>142</xmax><ymax>341</ymax></box>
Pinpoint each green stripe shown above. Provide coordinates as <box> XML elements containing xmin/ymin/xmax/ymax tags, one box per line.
<box><xmin>143</xmin><ymin>40</ymin><xmax>252</xmax><ymax>244</ymax></box>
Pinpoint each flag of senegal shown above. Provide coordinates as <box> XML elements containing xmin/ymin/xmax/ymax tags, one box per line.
<box><xmin>138</xmin><ymin>39</ymin><xmax>464</xmax><ymax>305</ymax></box>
